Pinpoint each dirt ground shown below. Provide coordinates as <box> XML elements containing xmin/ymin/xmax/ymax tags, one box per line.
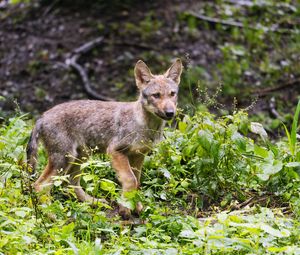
<box><xmin>1</xmin><ymin>0</ymin><xmax>299</xmax><ymax>123</ymax></box>
<box><xmin>0</xmin><ymin>0</ymin><xmax>220</xmax><ymax>116</ymax></box>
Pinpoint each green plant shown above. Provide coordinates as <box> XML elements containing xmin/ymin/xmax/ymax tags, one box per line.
<box><xmin>283</xmin><ymin>99</ymin><xmax>300</xmax><ymax>158</ymax></box>
<box><xmin>0</xmin><ymin>110</ymin><xmax>300</xmax><ymax>254</ymax></box>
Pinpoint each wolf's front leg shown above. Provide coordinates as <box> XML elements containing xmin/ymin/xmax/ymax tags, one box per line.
<box><xmin>129</xmin><ymin>154</ymin><xmax>145</xmax><ymax>215</ymax></box>
<box><xmin>109</xmin><ymin>150</ymin><xmax>138</xmax><ymax>219</ymax></box>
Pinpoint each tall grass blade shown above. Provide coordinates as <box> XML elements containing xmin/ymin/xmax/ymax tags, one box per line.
<box><xmin>282</xmin><ymin>123</ymin><xmax>292</xmax><ymax>154</ymax></box>
<box><xmin>291</xmin><ymin>100</ymin><xmax>300</xmax><ymax>156</ymax></box>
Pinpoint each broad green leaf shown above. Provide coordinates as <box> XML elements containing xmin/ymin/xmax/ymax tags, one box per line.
<box><xmin>83</xmin><ymin>174</ymin><xmax>94</xmax><ymax>182</ymax></box>
<box><xmin>165</xmin><ymin>248</ymin><xmax>178</xmax><ymax>255</ymax></box>
<box><xmin>198</xmin><ymin>130</ymin><xmax>213</xmax><ymax>151</ymax></box>
<box><xmin>53</xmin><ymin>180</ymin><xmax>62</xmax><ymax>187</ymax></box>
<box><xmin>178</xmin><ymin>121</ymin><xmax>187</xmax><ymax>132</ymax></box>
<box><xmin>100</xmin><ymin>179</ymin><xmax>116</xmax><ymax>193</ymax></box>
<box><xmin>254</xmin><ymin>145</ymin><xmax>269</xmax><ymax>158</ymax></box>
<box><xmin>15</xmin><ymin>210</ymin><xmax>27</xmax><ymax>218</ymax></box>
<box><xmin>268</xmin><ymin>246</ymin><xmax>288</xmax><ymax>252</ymax></box>
<box><xmin>257</xmin><ymin>160</ymin><xmax>283</xmax><ymax>181</ymax></box>
<box><xmin>250</xmin><ymin>122</ymin><xmax>268</xmax><ymax>141</ymax></box>
<box><xmin>260</xmin><ymin>223</ymin><xmax>290</xmax><ymax>237</ymax></box>
<box><xmin>232</xmin><ymin>132</ymin><xmax>246</xmax><ymax>151</ymax></box>
<box><xmin>117</xmin><ymin>197</ymin><xmax>134</xmax><ymax>210</ymax></box>
<box><xmin>285</xmin><ymin>162</ymin><xmax>300</xmax><ymax>167</ymax></box>
<box><xmin>179</xmin><ymin>230</ymin><xmax>196</xmax><ymax>238</ymax></box>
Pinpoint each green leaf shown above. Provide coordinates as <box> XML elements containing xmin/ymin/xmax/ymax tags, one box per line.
<box><xmin>83</xmin><ymin>174</ymin><xmax>94</xmax><ymax>182</ymax></box>
<box><xmin>198</xmin><ymin>130</ymin><xmax>213</xmax><ymax>151</ymax></box>
<box><xmin>257</xmin><ymin>160</ymin><xmax>283</xmax><ymax>181</ymax></box>
<box><xmin>117</xmin><ymin>197</ymin><xmax>134</xmax><ymax>210</ymax></box>
<box><xmin>171</xmin><ymin>155</ymin><xmax>181</xmax><ymax>164</ymax></box>
<box><xmin>285</xmin><ymin>162</ymin><xmax>300</xmax><ymax>168</ymax></box>
<box><xmin>268</xmin><ymin>247</ymin><xmax>288</xmax><ymax>252</ymax></box>
<box><xmin>100</xmin><ymin>179</ymin><xmax>116</xmax><ymax>193</ymax></box>
<box><xmin>179</xmin><ymin>229</ymin><xmax>196</xmax><ymax>239</ymax></box>
<box><xmin>260</xmin><ymin>223</ymin><xmax>290</xmax><ymax>237</ymax></box>
<box><xmin>178</xmin><ymin>121</ymin><xmax>187</xmax><ymax>132</ymax></box>
<box><xmin>15</xmin><ymin>210</ymin><xmax>27</xmax><ymax>218</ymax></box>
<box><xmin>250</xmin><ymin>122</ymin><xmax>268</xmax><ymax>141</ymax></box>
<box><xmin>254</xmin><ymin>145</ymin><xmax>269</xmax><ymax>158</ymax></box>
<box><xmin>232</xmin><ymin>132</ymin><xmax>246</xmax><ymax>151</ymax></box>
<box><xmin>53</xmin><ymin>180</ymin><xmax>62</xmax><ymax>187</ymax></box>
<box><xmin>165</xmin><ymin>248</ymin><xmax>178</xmax><ymax>255</ymax></box>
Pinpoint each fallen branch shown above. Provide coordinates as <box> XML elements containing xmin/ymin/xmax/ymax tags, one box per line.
<box><xmin>187</xmin><ymin>11</ymin><xmax>247</xmax><ymax>29</ymax></box>
<box><xmin>72</xmin><ymin>37</ymin><xmax>104</xmax><ymax>55</ymax></box>
<box><xmin>246</xmin><ymin>196</ymin><xmax>269</xmax><ymax>208</ymax></box>
<box><xmin>65</xmin><ymin>36</ymin><xmax>113</xmax><ymax>101</ymax></box>
<box><xmin>224</xmin><ymin>0</ymin><xmax>254</xmax><ymax>6</ymax></box>
<box><xmin>231</xmin><ymin>196</ymin><xmax>256</xmax><ymax>210</ymax></box>
<box><xmin>113</xmin><ymin>40</ymin><xmax>160</xmax><ymax>51</ymax></box>
<box><xmin>253</xmin><ymin>78</ymin><xmax>300</xmax><ymax>96</ymax></box>
<box><xmin>187</xmin><ymin>11</ymin><xmax>296</xmax><ymax>34</ymax></box>
<box><xmin>231</xmin><ymin>196</ymin><xmax>269</xmax><ymax>210</ymax></box>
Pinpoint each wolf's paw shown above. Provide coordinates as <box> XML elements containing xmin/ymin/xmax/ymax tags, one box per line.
<box><xmin>135</xmin><ymin>201</ymin><xmax>143</xmax><ymax>215</ymax></box>
<box><xmin>119</xmin><ymin>205</ymin><xmax>131</xmax><ymax>220</ymax></box>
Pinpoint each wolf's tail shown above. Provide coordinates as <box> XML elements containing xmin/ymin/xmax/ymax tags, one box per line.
<box><xmin>26</xmin><ymin>119</ymin><xmax>42</xmax><ymax>174</ymax></box>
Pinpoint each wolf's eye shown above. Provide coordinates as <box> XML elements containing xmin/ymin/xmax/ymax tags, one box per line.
<box><xmin>152</xmin><ymin>93</ymin><xmax>161</xmax><ymax>99</ymax></box>
<box><xmin>170</xmin><ymin>91</ymin><xmax>176</xmax><ymax>97</ymax></box>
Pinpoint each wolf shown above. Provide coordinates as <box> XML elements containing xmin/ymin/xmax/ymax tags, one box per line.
<box><xmin>26</xmin><ymin>59</ymin><xmax>183</xmax><ymax>219</ymax></box>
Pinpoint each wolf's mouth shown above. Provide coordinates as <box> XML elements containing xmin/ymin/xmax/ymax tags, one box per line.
<box><xmin>155</xmin><ymin>112</ymin><xmax>174</xmax><ymax>121</ymax></box>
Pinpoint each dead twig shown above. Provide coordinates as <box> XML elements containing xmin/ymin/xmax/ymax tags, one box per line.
<box><xmin>224</xmin><ymin>0</ymin><xmax>254</xmax><ymax>6</ymax></box>
<box><xmin>231</xmin><ymin>196</ymin><xmax>256</xmax><ymax>210</ymax></box>
<box><xmin>253</xmin><ymin>78</ymin><xmax>300</xmax><ymax>96</ymax></box>
<box><xmin>188</xmin><ymin>11</ymin><xmax>247</xmax><ymax>29</ymax></box>
<box><xmin>246</xmin><ymin>196</ymin><xmax>269</xmax><ymax>208</ymax></box>
<box><xmin>72</xmin><ymin>37</ymin><xmax>104</xmax><ymax>56</ymax></box>
<box><xmin>231</xmin><ymin>195</ymin><xmax>271</xmax><ymax>210</ymax></box>
<box><xmin>65</xmin><ymin>36</ymin><xmax>113</xmax><ymax>101</ymax></box>
<box><xmin>269</xmin><ymin>97</ymin><xmax>283</xmax><ymax>120</ymax></box>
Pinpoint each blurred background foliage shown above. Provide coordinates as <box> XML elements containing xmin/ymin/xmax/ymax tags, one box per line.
<box><xmin>0</xmin><ymin>0</ymin><xmax>299</xmax><ymax>137</ymax></box>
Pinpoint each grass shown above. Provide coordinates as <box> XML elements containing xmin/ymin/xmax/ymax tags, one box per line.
<box><xmin>0</xmin><ymin>106</ymin><xmax>300</xmax><ymax>254</ymax></box>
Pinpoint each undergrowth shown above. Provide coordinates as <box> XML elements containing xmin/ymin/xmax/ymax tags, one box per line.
<box><xmin>0</xmin><ymin>103</ymin><xmax>300</xmax><ymax>254</ymax></box>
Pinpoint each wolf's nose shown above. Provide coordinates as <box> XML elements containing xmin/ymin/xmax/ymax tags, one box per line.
<box><xmin>165</xmin><ymin>110</ymin><xmax>175</xmax><ymax>118</ymax></box>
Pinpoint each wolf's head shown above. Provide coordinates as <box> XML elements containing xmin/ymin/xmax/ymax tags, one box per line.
<box><xmin>134</xmin><ymin>59</ymin><xmax>183</xmax><ymax>121</ymax></box>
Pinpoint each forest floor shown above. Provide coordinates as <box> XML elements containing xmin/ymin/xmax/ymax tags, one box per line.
<box><xmin>0</xmin><ymin>0</ymin><xmax>213</xmax><ymax>113</ymax></box>
<box><xmin>1</xmin><ymin>0</ymin><xmax>299</xmax><ymax>124</ymax></box>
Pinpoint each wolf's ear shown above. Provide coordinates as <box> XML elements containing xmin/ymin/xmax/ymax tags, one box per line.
<box><xmin>164</xmin><ymin>58</ymin><xmax>183</xmax><ymax>85</ymax></box>
<box><xmin>134</xmin><ymin>60</ymin><xmax>154</xmax><ymax>89</ymax></box>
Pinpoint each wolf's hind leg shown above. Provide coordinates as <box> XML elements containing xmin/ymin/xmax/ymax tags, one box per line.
<box><xmin>67</xmin><ymin>157</ymin><xmax>106</xmax><ymax>205</ymax></box>
<box><xmin>34</xmin><ymin>153</ymin><xmax>66</xmax><ymax>192</ymax></box>
<box><xmin>34</xmin><ymin>162</ymin><xmax>57</xmax><ymax>192</ymax></box>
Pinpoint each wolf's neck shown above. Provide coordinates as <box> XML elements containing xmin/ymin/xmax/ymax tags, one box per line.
<box><xmin>135</xmin><ymin>99</ymin><xmax>165</xmax><ymax>132</ymax></box>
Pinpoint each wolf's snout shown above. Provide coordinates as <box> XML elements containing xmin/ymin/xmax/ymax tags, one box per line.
<box><xmin>165</xmin><ymin>110</ymin><xmax>175</xmax><ymax>118</ymax></box>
